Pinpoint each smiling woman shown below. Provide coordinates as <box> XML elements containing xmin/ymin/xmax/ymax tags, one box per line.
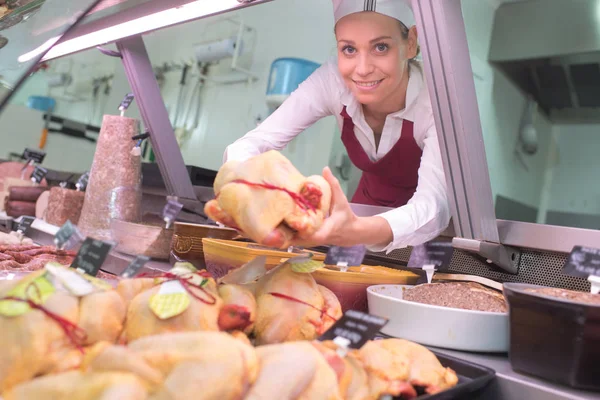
<box><xmin>220</xmin><ymin>0</ymin><xmax>450</xmax><ymax>253</ymax></box>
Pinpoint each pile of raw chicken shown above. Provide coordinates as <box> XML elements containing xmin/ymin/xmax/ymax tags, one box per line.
<box><xmin>0</xmin><ymin>258</ymin><xmax>458</xmax><ymax>400</ymax></box>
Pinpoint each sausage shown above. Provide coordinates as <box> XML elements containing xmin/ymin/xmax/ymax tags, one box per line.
<box><xmin>4</xmin><ymin>200</ymin><xmax>36</xmax><ymax>218</ymax></box>
<box><xmin>8</xmin><ymin>186</ymin><xmax>48</xmax><ymax>202</ymax></box>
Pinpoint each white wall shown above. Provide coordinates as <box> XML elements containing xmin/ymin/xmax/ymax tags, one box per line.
<box><xmin>461</xmin><ymin>0</ymin><xmax>552</xmax><ymax>210</ymax></box>
<box><xmin>546</xmin><ymin>124</ymin><xmax>600</xmax><ymax>215</ymax></box>
<box><xmin>0</xmin><ymin>0</ymin><xmax>339</xmax><ymax>179</ymax></box>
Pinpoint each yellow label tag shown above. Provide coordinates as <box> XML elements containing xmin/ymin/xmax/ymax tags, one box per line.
<box><xmin>149</xmin><ymin>281</ymin><xmax>190</xmax><ymax>320</ymax></box>
<box><xmin>81</xmin><ymin>274</ymin><xmax>113</xmax><ymax>291</ymax></box>
<box><xmin>0</xmin><ymin>274</ymin><xmax>56</xmax><ymax>317</ymax></box>
<box><xmin>290</xmin><ymin>259</ymin><xmax>325</xmax><ymax>273</ymax></box>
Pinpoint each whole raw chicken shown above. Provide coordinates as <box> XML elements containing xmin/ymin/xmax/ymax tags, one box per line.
<box><xmin>117</xmin><ymin>264</ymin><xmax>257</xmax><ymax>343</ymax></box>
<box><xmin>3</xmin><ymin>333</ymin><xmax>459</xmax><ymax>400</ymax></box>
<box><xmin>252</xmin><ymin>264</ymin><xmax>342</xmax><ymax>345</ymax></box>
<box><xmin>0</xmin><ymin>263</ymin><xmax>126</xmax><ymax>392</ymax></box>
<box><xmin>205</xmin><ymin>150</ymin><xmax>332</xmax><ymax>248</ymax></box>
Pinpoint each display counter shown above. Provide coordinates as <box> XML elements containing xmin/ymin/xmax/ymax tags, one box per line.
<box><xmin>431</xmin><ymin>348</ymin><xmax>600</xmax><ymax>400</ymax></box>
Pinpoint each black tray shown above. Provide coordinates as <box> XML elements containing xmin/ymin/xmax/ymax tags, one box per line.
<box><xmin>408</xmin><ymin>351</ymin><xmax>496</xmax><ymax>400</ymax></box>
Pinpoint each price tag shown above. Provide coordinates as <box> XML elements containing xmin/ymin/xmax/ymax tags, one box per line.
<box><xmin>162</xmin><ymin>198</ymin><xmax>183</xmax><ymax>229</ymax></box>
<box><xmin>407</xmin><ymin>241</ymin><xmax>454</xmax><ymax>272</ymax></box>
<box><xmin>16</xmin><ymin>216</ymin><xmax>35</xmax><ymax>235</ymax></box>
<box><xmin>75</xmin><ymin>172</ymin><xmax>90</xmax><ymax>191</ymax></box>
<box><xmin>121</xmin><ymin>255</ymin><xmax>150</xmax><ymax>278</ymax></box>
<box><xmin>22</xmin><ymin>148</ymin><xmax>46</xmax><ymax>164</ymax></box>
<box><xmin>118</xmin><ymin>93</ymin><xmax>135</xmax><ymax>114</ymax></box>
<box><xmin>319</xmin><ymin>309</ymin><xmax>388</xmax><ymax>350</ymax></box>
<box><xmin>54</xmin><ymin>220</ymin><xmax>84</xmax><ymax>250</ymax></box>
<box><xmin>30</xmin><ymin>166</ymin><xmax>48</xmax><ymax>184</ymax></box>
<box><xmin>70</xmin><ymin>238</ymin><xmax>115</xmax><ymax>277</ymax></box>
<box><xmin>563</xmin><ymin>246</ymin><xmax>600</xmax><ymax>278</ymax></box>
<box><xmin>324</xmin><ymin>245</ymin><xmax>367</xmax><ymax>269</ymax></box>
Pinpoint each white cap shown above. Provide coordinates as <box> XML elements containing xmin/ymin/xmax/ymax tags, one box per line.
<box><xmin>333</xmin><ymin>0</ymin><xmax>415</xmax><ymax>27</ymax></box>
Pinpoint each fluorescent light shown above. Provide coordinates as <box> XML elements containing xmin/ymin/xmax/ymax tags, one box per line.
<box><xmin>37</xmin><ymin>0</ymin><xmax>242</xmax><ymax>61</ymax></box>
<box><xmin>18</xmin><ymin>36</ymin><xmax>61</xmax><ymax>63</ymax></box>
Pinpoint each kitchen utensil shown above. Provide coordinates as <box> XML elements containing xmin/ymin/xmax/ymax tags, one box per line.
<box><xmin>367</xmin><ymin>284</ymin><xmax>509</xmax><ymax>352</ymax></box>
<box><xmin>503</xmin><ymin>283</ymin><xmax>600</xmax><ymax>391</ymax></box>
<box><xmin>433</xmin><ymin>272</ymin><xmax>503</xmax><ymax>291</ymax></box>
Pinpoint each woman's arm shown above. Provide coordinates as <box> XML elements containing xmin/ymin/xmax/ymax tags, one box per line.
<box><xmin>224</xmin><ymin>62</ymin><xmax>338</xmax><ymax>163</ymax></box>
<box><xmin>292</xmin><ymin>124</ymin><xmax>450</xmax><ymax>251</ymax></box>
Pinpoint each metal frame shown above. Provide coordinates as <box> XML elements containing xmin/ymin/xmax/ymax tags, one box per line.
<box><xmin>413</xmin><ymin>0</ymin><xmax>519</xmax><ymax>273</ymax></box>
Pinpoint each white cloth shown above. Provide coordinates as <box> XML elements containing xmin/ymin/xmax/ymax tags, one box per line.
<box><xmin>224</xmin><ymin>60</ymin><xmax>450</xmax><ymax>253</ymax></box>
<box><xmin>332</xmin><ymin>0</ymin><xmax>415</xmax><ymax>26</ymax></box>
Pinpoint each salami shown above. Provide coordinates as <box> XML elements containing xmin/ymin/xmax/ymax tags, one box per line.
<box><xmin>45</xmin><ymin>187</ymin><xmax>85</xmax><ymax>226</ymax></box>
<box><xmin>4</xmin><ymin>200</ymin><xmax>36</xmax><ymax>218</ymax></box>
<box><xmin>3</xmin><ymin>251</ymin><xmax>32</xmax><ymax>264</ymax></box>
<box><xmin>8</xmin><ymin>186</ymin><xmax>48</xmax><ymax>202</ymax></box>
<box><xmin>77</xmin><ymin>115</ymin><xmax>142</xmax><ymax>241</ymax></box>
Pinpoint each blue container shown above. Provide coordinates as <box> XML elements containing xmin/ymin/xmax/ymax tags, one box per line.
<box><xmin>26</xmin><ymin>96</ymin><xmax>56</xmax><ymax>112</ymax></box>
<box><xmin>266</xmin><ymin>58</ymin><xmax>320</xmax><ymax>109</ymax></box>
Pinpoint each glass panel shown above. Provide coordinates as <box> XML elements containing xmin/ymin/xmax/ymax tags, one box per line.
<box><xmin>461</xmin><ymin>0</ymin><xmax>600</xmax><ymax>230</ymax></box>
<box><xmin>0</xmin><ymin>0</ymin><xmax>101</xmax><ymax>109</ymax></box>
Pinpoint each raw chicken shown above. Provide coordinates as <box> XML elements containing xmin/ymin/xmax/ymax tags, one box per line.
<box><xmin>205</xmin><ymin>150</ymin><xmax>331</xmax><ymax>248</ymax></box>
<box><xmin>0</xmin><ymin>265</ymin><xmax>127</xmax><ymax>392</ymax></box>
<box><xmin>3</xmin><ymin>370</ymin><xmax>148</xmax><ymax>400</ymax></box>
<box><xmin>355</xmin><ymin>339</ymin><xmax>459</xmax><ymax>398</ymax></box>
<box><xmin>246</xmin><ymin>341</ymin><xmax>341</xmax><ymax>400</ymax></box>
<box><xmin>117</xmin><ymin>264</ymin><xmax>258</xmax><ymax>342</ymax></box>
<box><xmin>252</xmin><ymin>264</ymin><xmax>342</xmax><ymax>345</ymax></box>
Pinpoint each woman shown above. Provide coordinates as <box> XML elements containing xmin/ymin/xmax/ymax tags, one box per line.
<box><xmin>223</xmin><ymin>0</ymin><xmax>449</xmax><ymax>253</ymax></box>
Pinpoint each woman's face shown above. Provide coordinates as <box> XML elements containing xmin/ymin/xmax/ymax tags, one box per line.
<box><xmin>335</xmin><ymin>12</ymin><xmax>417</xmax><ymax>108</ymax></box>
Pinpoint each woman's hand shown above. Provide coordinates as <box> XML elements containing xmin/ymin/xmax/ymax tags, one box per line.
<box><xmin>291</xmin><ymin>167</ymin><xmax>393</xmax><ymax>248</ymax></box>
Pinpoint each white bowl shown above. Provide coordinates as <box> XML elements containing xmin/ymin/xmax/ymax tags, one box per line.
<box><xmin>367</xmin><ymin>284</ymin><xmax>509</xmax><ymax>353</ymax></box>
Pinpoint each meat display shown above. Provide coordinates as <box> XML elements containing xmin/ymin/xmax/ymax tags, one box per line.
<box><xmin>0</xmin><ymin>245</ymin><xmax>76</xmax><ymax>273</ymax></box>
<box><xmin>45</xmin><ymin>187</ymin><xmax>85</xmax><ymax>226</ymax></box>
<box><xmin>2</xmin><ymin>331</ymin><xmax>458</xmax><ymax>400</ymax></box>
<box><xmin>78</xmin><ymin>115</ymin><xmax>142</xmax><ymax>241</ymax></box>
<box><xmin>403</xmin><ymin>282</ymin><xmax>508</xmax><ymax>313</ymax></box>
<box><xmin>524</xmin><ymin>287</ymin><xmax>600</xmax><ymax>305</ymax></box>
<box><xmin>205</xmin><ymin>151</ymin><xmax>331</xmax><ymax>249</ymax></box>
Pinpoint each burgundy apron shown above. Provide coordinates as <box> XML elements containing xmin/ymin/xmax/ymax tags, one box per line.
<box><xmin>340</xmin><ymin>106</ymin><xmax>423</xmax><ymax>207</ymax></box>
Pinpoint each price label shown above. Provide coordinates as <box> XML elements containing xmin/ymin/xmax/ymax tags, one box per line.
<box><xmin>324</xmin><ymin>245</ymin><xmax>366</xmax><ymax>268</ymax></box>
<box><xmin>54</xmin><ymin>220</ymin><xmax>84</xmax><ymax>250</ymax></box>
<box><xmin>70</xmin><ymin>238</ymin><xmax>115</xmax><ymax>277</ymax></box>
<box><xmin>162</xmin><ymin>198</ymin><xmax>183</xmax><ymax>229</ymax></box>
<box><xmin>563</xmin><ymin>246</ymin><xmax>600</xmax><ymax>278</ymax></box>
<box><xmin>75</xmin><ymin>172</ymin><xmax>90</xmax><ymax>191</ymax></box>
<box><xmin>16</xmin><ymin>216</ymin><xmax>35</xmax><ymax>235</ymax></box>
<box><xmin>407</xmin><ymin>241</ymin><xmax>454</xmax><ymax>272</ymax></box>
<box><xmin>121</xmin><ymin>255</ymin><xmax>150</xmax><ymax>278</ymax></box>
<box><xmin>319</xmin><ymin>309</ymin><xmax>388</xmax><ymax>350</ymax></box>
<box><xmin>30</xmin><ymin>166</ymin><xmax>48</xmax><ymax>184</ymax></box>
<box><xmin>22</xmin><ymin>148</ymin><xmax>46</xmax><ymax>164</ymax></box>
<box><xmin>118</xmin><ymin>93</ymin><xmax>135</xmax><ymax>112</ymax></box>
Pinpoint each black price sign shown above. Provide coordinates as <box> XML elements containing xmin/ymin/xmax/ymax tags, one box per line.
<box><xmin>30</xmin><ymin>166</ymin><xmax>48</xmax><ymax>184</ymax></box>
<box><xmin>162</xmin><ymin>198</ymin><xmax>183</xmax><ymax>228</ymax></box>
<box><xmin>54</xmin><ymin>220</ymin><xmax>84</xmax><ymax>250</ymax></box>
<box><xmin>16</xmin><ymin>216</ymin><xmax>35</xmax><ymax>235</ymax></box>
<box><xmin>76</xmin><ymin>172</ymin><xmax>90</xmax><ymax>191</ymax></box>
<box><xmin>22</xmin><ymin>148</ymin><xmax>46</xmax><ymax>164</ymax></box>
<box><xmin>407</xmin><ymin>241</ymin><xmax>454</xmax><ymax>272</ymax></box>
<box><xmin>70</xmin><ymin>238</ymin><xmax>115</xmax><ymax>277</ymax></box>
<box><xmin>319</xmin><ymin>310</ymin><xmax>388</xmax><ymax>349</ymax></box>
<box><xmin>118</xmin><ymin>93</ymin><xmax>135</xmax><ymax>112</ymax></box>
<box><xmin>121</xmin><ymin>255</ymin><xmax>150</xmax><ymax>278</ymax></box>
<box><xmin>563</xmin><ymin>246</ymin><xmax>600</xmax><ymax>278</ymax></box>
<box><xmin>324</xmin><ymin>245</ymin><xmax>367</xmax><ymax>267</ymax></box>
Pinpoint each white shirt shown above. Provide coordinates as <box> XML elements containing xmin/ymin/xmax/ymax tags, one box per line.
<box><xmin>224</xmin><ymin>59</ymin><xmax>450</xmax><ymax>253</ymax></box>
